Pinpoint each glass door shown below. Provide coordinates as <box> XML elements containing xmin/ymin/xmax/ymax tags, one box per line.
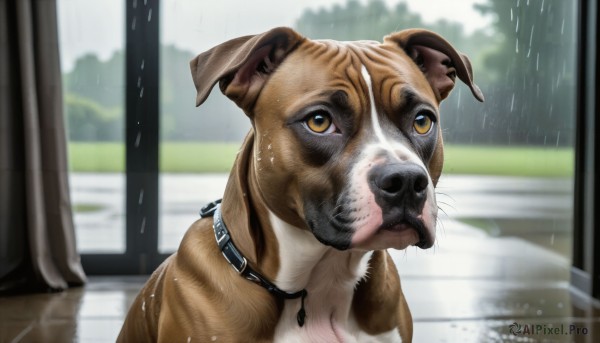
<box><xmin>58</xmin><ymin>0</ymin><xmax>126</xmax><ymax>254</ymax></box>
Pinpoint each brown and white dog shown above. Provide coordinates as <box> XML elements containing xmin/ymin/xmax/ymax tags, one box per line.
<box><xmin>117</xmin><ymin>27</ymin><xmax>483</xmax><ymax>342</ymax></box>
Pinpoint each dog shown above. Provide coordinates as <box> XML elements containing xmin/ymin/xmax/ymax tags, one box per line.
<box><xmin>117</xmin><ymin>26</ymin><xmax>483</xmax><ymax>343</ymax></box>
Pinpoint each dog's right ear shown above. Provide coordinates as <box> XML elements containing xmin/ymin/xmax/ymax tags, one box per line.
<box><xmin>190</xmin><ymin>27</ymin><xmax>304</xmax><ymax>113</ymax></box>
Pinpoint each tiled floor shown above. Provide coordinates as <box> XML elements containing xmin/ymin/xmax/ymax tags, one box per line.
<box><xmin>1</xmin><ymin>220</ymin><xmax>598</xmax><ymax>342</ymax></box>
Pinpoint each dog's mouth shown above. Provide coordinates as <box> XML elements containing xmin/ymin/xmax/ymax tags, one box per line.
<box><xmin>379</xmin><ymin>216</ymin><xmax>432</xmax><ymax>249</ymax></box>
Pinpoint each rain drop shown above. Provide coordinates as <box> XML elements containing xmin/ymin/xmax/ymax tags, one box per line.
<box><xmin>557</xmin><ymin>302</ymin><xmax>564</xmax><ymax>309</ymax></box>
<box><xmin>540</xmin><ymin>0</ymin><xmax>544</xmax><ymax>13</ymax></box>
<box><xmin>211</xmin><ymin>337</ymin><xmax>218</xmax><ymax>342</ymax></box>
<box><xmin>515</xmin><ymin>16</ymin><xmax>519</xmax><ymax>32</ymax></box>
<box><xmin>187</xmin><ymin>337</ymin><xmax>191</xmax><ymax>343</ymax></box>
<box><xmin>140</xmin><ymin>59</ymin><xmax>145</xmax><ymax>70</ymax></box>
<box><xmin>510</xmin><ymin>8</ymin><xmax>513</xmax><ymax>21</ymax></box>
<box><xmin>139</xmin><ymin>189</ymin><xmax>144</xmax><ymax>205</ymax></box>
<box><xmin>135</xmin><ymin>132</ymin><xmax>142</xmax><ymax>147</ymax></box>
<box><xmin>137</xmin><ymin>76</ymin><xmax>141</xmax><ymax>88</ymax></box>
<box><xmin>536</xmin><ymin>53</ymin><xmax>539</xmax><ymax>71</ymax></box>
<box><xmin>561</xmin><ymin>19</ymin><xmax>565</xmax><ymax>35</ymax></box>
<box><xmin>142</xmin><ymin>300</ymin><xmax>146</xmax><ymax>312</ymax></box>
<box><xmin>510</xmin><ymin>93</ymin><xmax>515</xmax><ymax>112</ymax></box>
<box><xmin>536</xmin><ymin>309</ymin><xmax>543</xmax><ymax>316</ymax></box>
<box><xmin>140</xmin><ymin>87</ymin><xmax>144</xmax><ymax>98</ymax></box>
<box><xmin>528</xmin><ymin>26</ymin><xmax>534</xmax><ymax>49</ymax></box>
<box><xmin>140</xmin><ymin>216</ymin><xmax>146</xmax><ymax>234</ymax></box>
<box><xmin>133</xmin><ymin>0</ymin><xmax>137</xmax><ymax>9</ymax></box>
<box><xmin>148</xmin><ymin>8</ymin><xmax>152</xmax><ymax>22</ymax></box>
<box><xmin>515</xmin><ymin>37</ymin><xmax>519</xmax><ymax>53</ymax></box>
<box><xmin>131</xmin><ymin>16</ymin><xmax>137</xmax><ymax>30</ymax></box>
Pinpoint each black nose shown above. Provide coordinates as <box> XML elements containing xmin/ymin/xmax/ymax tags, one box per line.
<box><xmin>369</xmin><ymin>163</ymin><xmax>429</xmax><ymax>208</ymax></box>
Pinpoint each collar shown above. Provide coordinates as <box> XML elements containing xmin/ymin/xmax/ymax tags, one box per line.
<box><xmin>200</xmin><ymin>200</ymin><xmax>308</xmax><ymax>327</ymax></box>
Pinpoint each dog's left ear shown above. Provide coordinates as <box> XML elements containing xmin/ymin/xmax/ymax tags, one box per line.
<box><xmin>190</xmin><ymin>27</ymin><xmax>304</xmax><ymax>113</ymax></box>
<box><xmin>385</xmin><ymin>29</ymin><xmax>484</xmax><ymax>102</ymax></box>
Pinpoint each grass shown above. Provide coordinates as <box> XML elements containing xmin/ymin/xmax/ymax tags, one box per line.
<box><xmin>68</xmin><ymin>142</ymin><xmax>574</xmax><ymax>177</ymax></box>
<box><xmin>443</xmin><ymin>145</ymin><xmax>574</xmax><ymax>177</ymax></box>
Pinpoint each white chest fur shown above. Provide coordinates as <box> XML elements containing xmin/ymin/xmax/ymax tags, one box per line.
<box><xmin>269</xmin><ymin>212</ymin><xmax>402</xmax><ymax>343</ymax></box>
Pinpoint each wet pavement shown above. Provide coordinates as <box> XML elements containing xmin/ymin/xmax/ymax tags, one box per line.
<box><xmin>2</xmin><ymin>173</ymin><xmax>593</xmax><ymax>342</ymax></box>
<box><xmin>70</xmin><ymin>173</ymin><xmax>574</xmax><ymax>255</ymax></box>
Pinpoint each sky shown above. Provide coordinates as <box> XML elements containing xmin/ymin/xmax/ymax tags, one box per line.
<box><xmin>57</xmin><ymin>0</ymin><xmax>490</xmax><ymax>72</ymax></box>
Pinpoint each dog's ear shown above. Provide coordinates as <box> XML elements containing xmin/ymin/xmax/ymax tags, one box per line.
<box><xmin>190</xmin><ymin>27</ymin><xmax>304</xmax><ymax>112</ymax></box>
<box><xmin>385</xmin><ymin>29</ymin><xmax>484</xmax><ymax>102</ymax></box>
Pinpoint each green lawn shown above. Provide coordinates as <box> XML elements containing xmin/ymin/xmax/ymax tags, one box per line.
<box><xmin>68</xmin><ymin>142</ymin><xmax>574</xmax><ymax>177</ymax></box>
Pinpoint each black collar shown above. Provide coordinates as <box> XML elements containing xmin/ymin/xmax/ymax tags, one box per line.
<box><xmin>200</xmin><ymin>200</ymin><xmax>308</xmax><ymax>327</ymax></box>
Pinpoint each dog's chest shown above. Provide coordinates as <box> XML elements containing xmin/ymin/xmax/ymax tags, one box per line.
<box><xmin>269</xmin><ymin>213</ymin><xmax>402</xmax><ymax>342</ymax></box>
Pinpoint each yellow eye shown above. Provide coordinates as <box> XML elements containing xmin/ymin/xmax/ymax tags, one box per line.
<box><xmin>306</xmin><ymin>113</ymin><xmax>335</xmax><ymax>134</ymax></box>
<box><xmin>413</xmin><ymin>113</ymin><xmax>433</xmax><ymax>135</ymax></box>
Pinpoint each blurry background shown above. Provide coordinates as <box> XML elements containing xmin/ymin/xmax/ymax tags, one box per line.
<box><xmin>58</xmin><ymin>0</ymin><xmax>575</xmax><ymax>257</ymax></box>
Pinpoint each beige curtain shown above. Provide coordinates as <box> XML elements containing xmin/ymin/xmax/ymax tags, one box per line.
<box><xmin>0</xmin><ymin>0</ymin><xmax>86</xmax><ymax>292</ymax></box>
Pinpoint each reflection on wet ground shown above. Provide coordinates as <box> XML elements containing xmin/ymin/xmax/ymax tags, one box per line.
<box><xmin>1</xmin><ymin>174</ymin><xmax>595</xmax><ymax>342</ymax></box>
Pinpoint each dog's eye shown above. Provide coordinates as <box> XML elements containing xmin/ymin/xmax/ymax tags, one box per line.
<box><xmin>413</xmin><ymin>113</ymin><xmax>434</xmax><ymax>135</ymax></box>
<box><xmin>305</xmin><ymin>112</ymin><xmax>337</xmax><ymax>134</ymax></box>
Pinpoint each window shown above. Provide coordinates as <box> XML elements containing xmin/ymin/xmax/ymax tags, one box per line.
<box><xmin>58</xmin><ymin>0</ymin><xmax>125</xmax><ymax>253</ymax></box>
<box><xmin>59</xmin><ymin>1</ymin><xmax>583</xmax><ymax>301</ymax></box>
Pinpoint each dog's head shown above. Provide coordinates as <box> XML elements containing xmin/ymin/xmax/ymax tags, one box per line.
<box><xmin>191</xmin><ymin>27</ymin><xmax>483</xmax><ymax>254</ymax></box>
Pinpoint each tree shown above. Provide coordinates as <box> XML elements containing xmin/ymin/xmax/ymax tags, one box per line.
<box><xmin>64</xmin><ymin>94</ymin><xmax>123</xmax><ymax>141</ymax></box>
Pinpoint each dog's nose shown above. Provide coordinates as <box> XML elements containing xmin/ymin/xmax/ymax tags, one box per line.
<box><xmin>369</xmin><ymin>163</ymin><xmax>429</xmax><ymax>207</ymax></box>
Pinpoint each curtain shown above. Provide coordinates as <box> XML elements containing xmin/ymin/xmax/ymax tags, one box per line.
<box><xmin>0</xmin><ymin>0</ymin><xmax>86</xmax><ymax>292</ymax></box>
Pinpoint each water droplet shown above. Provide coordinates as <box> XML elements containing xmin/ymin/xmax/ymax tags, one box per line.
<box><xmin>137</xmin><ymin>76</ymin><xmax>141</xmax><ymax>88</ymax></box>
<box><xmin>550</xmin><ymin>233</ymin><xmax>555</xmax><ymax>245</ymax></box>
<box><xmin>510</xmin><ymin>93</ymin><xmax>515</xmax><ymax>112</ymax></box>
<box><xmin>561</xmin><ymin>19</ymin><xmax>565</xmax><ymax>35</ymax></box>
<box><xmin>187</xmin><ymin>337</ymin><xmax>191</xmax><ymax>343</ymax></box>
<box><xmin>536</xmin><ymin>309</ymin><xmax>543</xmax><ymax>315</ymax></box>
<box><xmin>147</xmin><ymin>8</ymin><xmax>152</xmax><ymax>22</ymax></box>
<box><xmin>211</xmin><ymin>336</ymin><xmax>217</xmax><ymax>342</ymax></box>
<box><xmin>174</xmin><ymin>277</ymin><xmax>178</xmax><ymax>281</ymax></box>
<box><xmin>144</xmin><ymin>0</ymin><xmax>147</xmax><ymax>5</ymax></box>
<box><xmin>528</xmin><ymin>25</ymin><xmax>534</xmax><ymax>49</ymax></box>
<box><xmin>515</xmin><ymin>16</ymin><xmax>519</xmax><ymax>32</ymax></box>
<box><xmin>138</xmin><ymin>189</ymin><xmax>144</xmax><ymax>205</ymax></box>
<box><xmin>133</xmin><ymin>0</ymin><xmax>137</xmax><ymax>9</ymax></box>
<box><xmin>140</xmin><ymin>87</ymin><xmax>144</xmax><ymax>98</ymax></box>
<box><xmin>515</xmin><ymin>37</ymin><xmax>519</xmax><ymax>53</ymax></box>
<box><xmin>540</xmin><ymin>0</ymin><xmax>544</xmax><ymax>13</ymax></box>
<box><xmin>557</xmin><ymin>302</ymin><xmax>564</xmax><ymax>309</ymax></box>
<box><xmin>267</xmin><ymin>144</ymin><xmax>272</xmax><ymax>150</ymax></box>
<box><xmin>140</xmin><ymin>216</ymin><xmax>146</xmax><ymax>234</ymax></box>
<box><xmin>131</xmin><ymin>16</ymin><xmax>137</xmax><ymax>30</ymax></box>
<box><xmin>556</xmin><ymin>131</ymin><xmax>561</xmax><ymax>147</ymax></box>
<box><xmin>135</xmin><ymin>132</ymin><xmax>142</xmax><ymax>147</ymax></box>
<box><xmin>150</xmin><ymin>294</ymin><xmax>155</xmax><ymax>298</ymax></box>
<box><xmin>140</xmin><ymin>59</ymin><xmax>145</xmax><ymax>70</ymax></box>
<box><xmin>510</xmin><ymin>8</ymin><xmax>513</xmax><ymax>21</ymax></box>
<box><xmin>536</xmin><ymin>53</ymin><xmax>539</xmax><ymax>71</ymax></box>
<box><xmin>270</xmin><ymin>157</ymin><xmax>274</xmax><ymax>164</ymax></box>
<box><xmin>142</xmin><ymin>300</ymin><xmax>146</xmax><ymax>311</ymax></box>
